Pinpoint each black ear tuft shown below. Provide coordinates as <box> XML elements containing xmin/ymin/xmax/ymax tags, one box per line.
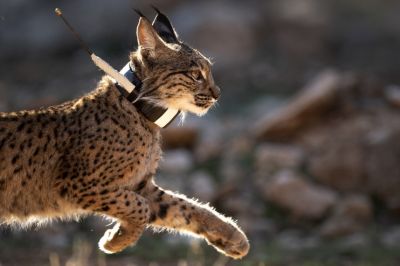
<box><xmin>133</xmin><ymin>8</ymin><xmax>147</xmax><ymax>19</ymax></box>
<box><xmin>151</xmin><ymin>6</ymin><xmax>179</xmax><ymax>44</ymax></box>
<box><xmin>150</xmin><ymin>5</ymin><xmax>162</xmax><ymax>15</ymax></box>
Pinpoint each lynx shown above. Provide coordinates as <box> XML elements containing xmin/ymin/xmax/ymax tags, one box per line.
<box><xmin>0</xmin><ymin>9</ymin><xmax>249</xmax><ymax>259</ymax></box>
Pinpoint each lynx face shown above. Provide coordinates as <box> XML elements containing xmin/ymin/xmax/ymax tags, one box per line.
<box><xmin>130</xmin><ymin>12</ymin><xmax>221</xmax><ymax>116</ymax></box>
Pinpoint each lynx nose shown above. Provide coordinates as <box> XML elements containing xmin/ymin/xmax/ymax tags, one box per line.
<box><xmin>210</xmin><ymin>86</ymin><xmax>221</xmax><ymax>100</ymax></box>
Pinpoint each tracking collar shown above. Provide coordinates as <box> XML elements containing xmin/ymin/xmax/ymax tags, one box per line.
<box><xmin>115</xmin><ymin>63</ymin><xmax>180</xmax><ymax>128</ymax></box>
<box><xmin>54</xmin><ymin>8</ymin><xmax>180</xmax><ymax>128</ymax></box>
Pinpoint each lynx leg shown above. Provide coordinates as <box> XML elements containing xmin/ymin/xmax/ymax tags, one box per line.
<box><xmin>143</xmin><ymin>181</ymin><xmax>249</xmax><ymax>259</ymax></box>
<box><xmin>75</xmin><ymin>188</ymin><xmax>150</xmax><ymax>254</ymax></box>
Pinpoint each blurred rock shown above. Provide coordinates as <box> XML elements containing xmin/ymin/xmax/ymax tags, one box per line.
<box><xmin>276</xmin><ymin>230</ymin><xmax>320</xmax><ymax>250</ymax></box>
<box><xmin>247</xmin><ymin>96</ymin><xmax>287</xmax><ymax>122</ymax></box>
<box><xmin>195</xmin><ymin>137</ymin><xmax>223</xmax><ymax>162</ymax></box>
<box><xmin>228</xmin><ymin>136</ymin><xmax>254</xmax><ymax>155</ymax></box>
<box><xmin>255</xmin><ymin>70</ymin><xmax>342</xmax><ymax>141</ymax></box>
<box><xmin>221</xmin><ymin>193</ymin><xmax>261</xmax><ymax>215</ymax></box>
<box><xmin>238</xmin><ymin>217</ymin><xmax>277</xmax><ymax>235</ymax></box>
<box><xmin>155</xmin><ymin>173</ymin><xmax>185</xmax><ymax>193</ymax></box>
<box><xmin>220</xmin><ymin>162</ymin><xmax>245</xmax><ymax>184</ymax></box>
<box><xmin>42</xmin><ymin>233</ymin><xmax>69</xmax><ymax>248</ymax></box>
<box><xmin>220</xmin><ymin>136</ymin><xmax>254</xmax><ymax>182</ymax></box>
<box><xmin>262</xmin><ymin>170</ymin><xmax>337</xmax><ymax>219</ymax></box>
<box><xmin>339</xmin><ymin>195</ymin><xmax>373</xmax><ymax>222</ymax></box>
<box><xmin>365</xmin><ymin>126</ymin><xmax>400</xmax><ymax>211</ymax></box>
<box><xmin>159</xmin><ymin>149</ymin><xmax>194</xmax><ymax>174</ymax></box>
<box><xmin>39</xmin><ymin>223</ymin><xmax>80</xmax><ymax>248</ymax></box>
<box><xmin>161</xmin><ymin>126</ymin><xmax>199</xmax><ymax>150</ymax></box>
<box><xmin>306</xmin><ymin>122</ymin><xmax>366</xmax><ymax>191</ymax></box>
<box><xmin>381</xmin><ymin>226</ymin><xmax>400</xmax><ymax>248</ymax></box>
<box><xmin>255</xmin><ymin>143</ymin><xmax>305</xmax><ymax>175</ymax></box>
<box><xmin>302</xmin><ymin>104</ymin><xmax>400</xmax><ymax>209</ymax></box>
<box><xmin>320</xmin><ymin>195</ymin><xmax>373</xmax><ymax>238</ymax></box>
<box><xmin>192</xmin><ymin>118</ymin><xmax>227</xmax><ymax>162</ymax></box>
<box><xmin>384</xmin><ymin>85</ymin><xmax>400</xmax><ymax>108</ymax></box>
<box><xmin>188</xmin><ymin>171</ymin><xmax>216</xmax><ymax>202</ymax></box>
<box><xmin>338</xmin><ymin>233</ymin><xmax>370</xmax><ymax>249</ymax></box>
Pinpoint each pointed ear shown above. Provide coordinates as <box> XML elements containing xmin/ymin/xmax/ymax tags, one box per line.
<box><xmin>136</xmin><ymin>17</ymin><xmax>164</xmax><ymax>52</ymax></box>
<box><xmin>151</xmin><ymin>7</ymin><xmax>179</xmax><ymax>44</ymax></box>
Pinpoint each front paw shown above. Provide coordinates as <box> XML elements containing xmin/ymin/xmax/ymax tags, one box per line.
<box><xmin>99</xmin><ymin>226</ymin><xmax>124</xmax><ymax>254</ymax></box>
<box><xmin>98</xmin><ymin>224</ymin><xmax>140</xmax><ymax>254</ymax></box>
<box><xmin>205</xmin><ymin>224</ymin><xmax>250</xmax><ymax>259</ymax></box>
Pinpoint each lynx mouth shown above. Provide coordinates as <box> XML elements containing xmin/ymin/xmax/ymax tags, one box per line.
<box><xmin>194</xmin><ymin>95</ymin><xmax>216</xmax><ymax>110</ymax></box>
<box><xmin>195</xmin><ymin>101</ymin><xmax>214</xmax><ymax>109</ymax></box>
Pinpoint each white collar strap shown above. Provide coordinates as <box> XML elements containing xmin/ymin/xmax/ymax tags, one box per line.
<box><xmin>114</xmin><ymin>61</ymin><xmax>180</xmax><ymax>128</ymax></box>
<box><xmin>90</xmin><ymin>55</ymin><xmax>180</xmax><ymax>128</ymax></box>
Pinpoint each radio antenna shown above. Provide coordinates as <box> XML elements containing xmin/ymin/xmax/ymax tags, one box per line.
<box><xmin>55</xmin><ymin>8</ymin><xmax>93</xmax><ymax>55</ymax></box>
<box><xmin>54</xmin><ymin>8</ymin><xmax>136</xmax><ymax>93</ymax></box>
<box><xmin>54</xmin><ymin>8</ymin><xmax>180</xmax><ymax>128</ymax></box>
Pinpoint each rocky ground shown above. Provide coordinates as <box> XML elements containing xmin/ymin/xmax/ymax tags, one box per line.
<box><xmin>2</xmin><ymin>0</ymin><xmax>400</xmax><ymax>265</ymax></box>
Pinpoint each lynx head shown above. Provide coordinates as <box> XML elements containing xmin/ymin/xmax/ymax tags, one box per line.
<box><xmin>130</xmin><ymin>10</ymin><xmax>220</xmax><ymax>116</ymax></box>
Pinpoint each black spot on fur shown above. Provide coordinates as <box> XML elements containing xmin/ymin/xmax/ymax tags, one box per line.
<box><xmin>59</xmin><ymin>187</ymin><xmax>68</xmax><ymax>197</ymax></box>
<box><xmin>13</xmin><ymin>167</ymin><xmax>22</xmax><ymax>174</ymax></box>
<box><xmin>149</xmin><ymin>213</ymin><xmax>156</xmax><ymax>222</ymax></box>
<box><xmin>185</xmin><ymin>216</ymin><xmax>190</xmax><ymax>225</ymax></box>
<box><xmin>158</xmin><ymin>204</ymin><xmax>169</xmax><ymax>219</ymax></box>
<box><xmin>156</xmin><ymin>190</ymin><xmax>165</xmax><ymax>202</ymax></box>
<box><xmin>100</xmin><ymin>189</ymin><xmax>109</xmax><ymax>195</ymax></box>
<box><xmin>136</xmin><ymin>180</ymin><xmax>147</xmax><ymax>191</ymax></box>
<box><xmin>16</xmin><ymin>122</ymin><xmax>26</xmax><ymax>132</ymax></box>
<box><xmin>11</xmin><ymin>155</ymin><xmax>19</xmax><ymax>164</ymax></box>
